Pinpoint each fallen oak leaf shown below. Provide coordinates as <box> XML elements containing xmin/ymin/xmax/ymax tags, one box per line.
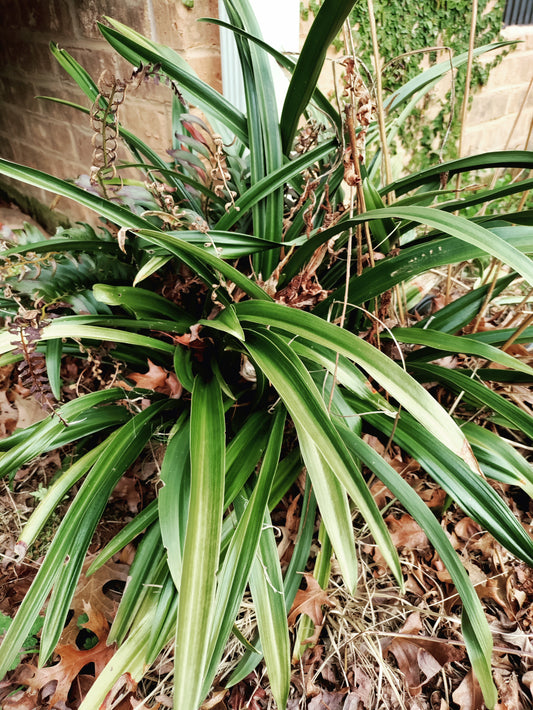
<box><xmin>126</xmin><ymin>359</ymin><xmax>182</xmax><ymax>398</ymax></box>
<box><xmin>0</xmin><ymin>688</ymin><xmax>38</xmax><ymax>710</ymax></box>
<box><xmin>59</xmin><ymin>557</ymin><xmax>129</xmax><ymax>647</ymax></box>
<box><xmin>111</xmin><ymin>475</ymin><xmax>141</xmax><ymax>514</ymax></box>
<box><xmin>16</xmin><ymin>603</ymin><xmax>115</xmax><ymax>707</ymax></box>
<box><xmin>288</xmin><ymin>573</ymin><xmax>334</xmax><ymax>627</ymax></box>
<box><xmin>366</xmin><ymin>513</ymin><xmax>430</xmax><ymax>572</ymax></box>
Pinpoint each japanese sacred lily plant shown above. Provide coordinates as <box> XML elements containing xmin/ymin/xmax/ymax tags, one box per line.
<box><xmin>1</xmin><ymin>1</ymin><xmax>533</xmax><ymax>708</ymax></box>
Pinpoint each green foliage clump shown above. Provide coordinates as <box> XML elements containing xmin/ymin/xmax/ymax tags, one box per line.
<box><xmin>0</xmin><ymin>2</ymin><xmax>532</xmax><ymax>709</ymax></box>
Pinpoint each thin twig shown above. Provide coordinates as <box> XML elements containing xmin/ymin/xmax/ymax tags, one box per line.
<box><xmin>502</xmin><ymin>311</ymin><xmax>533</xmax><ymax>352</ymax></box>
<box><xmin>447</xmin><ymin>0</ymin><xmax>478</xmax><ymax>303</ymax></box>
<box><xmin>367</xmin><ymin>0</ymin><xmax>393</xmax><ymax>195</ymax></box>
<box><xmin>470</xmin><ymin>258</ymin><xmax>501</xmax><ymax>333</ymax></box>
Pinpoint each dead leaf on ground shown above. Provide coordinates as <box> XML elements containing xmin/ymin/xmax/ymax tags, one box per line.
<box><xmin>308</xmin><ymin>690</ymin><xmax>348</xmax><ymax>710</ymax></box>
<box><xmin>15</xmin><ymin>603</ymin><xmax>116</xmax><ymax>708</ymax></box>
<box><xmin>11</xmin><ymin>391</ymin><xmax>49</xmax><ymax>429</ymax></box>
<box><xmin>100</xmin><ymin>672</ymin><xmax>138</xmax><ymax>709</ymax></box>
<box><xmin>277</xmin><ymin>495</ymin><xmax>301</xmax><ymax>567</ymax></box>
<box><xmin>346</xmin><ymin>667</ymin><xmax>372</xmax><ymax>709</ymax></box>
<box><xmin>385</xmin><ymin>613</ymin><xmax>464</xmax><ymax>696</ymax></box>
<box><xmin>125</xmin><ymin>359</ymin><xmax>182</xmax><ymax>398</ymax></box>
<box><xmin>0</xmin><ymin>390</ymin><xmax>18</xmax><ymax>438</ymax></box>
<box><xmin>522</xmin><ymin>670</ymin><xmax>533</xmax><ymax>700</ymax></box>
<box><xmin>385</xmin><ymin>513</ymin><xmax>430</xmax><ymax>553</ymax></box>
<box><xmin>0</xmin><ymin>385</ymin><xmax>50</xmax><ymax>439</ymax></box>
<box><xmin>111</xmin><ymin>476</ymin><xmax>141</xmax><ymax>514</ymax></box>
<box><xmin>491</xmin><ymin>621</ymin><xmax>533</xmax><ymax>657</ymax></box>
<box><xmin>493</xmin><ymin>669</ymin><xmax>524</xmax><ymax>710</ymax></box>
<box><xmin>370</xmin><ymin>479</ymin><xmax>393</xmax><ymax>508</ymax></box>
<box><xmin>0</xmin><ymin>688</ymin><xmax>39</xmax><ymax>710</ymax></box>
<box><xmin>451</xmin><ymin>670</ymin><xmax>484</xmax><ymax>710</ymax></box>
<box><xmin>200</xmin><ymin>688</ymin><xmax>228</xmax><ymax>709</ymax></box>
<box><xmin>59</xmin><ymin>557</ymin><xmax>129</xmax><ymax>646</ymax></box>
<box><xmin>288</xmin><ymin>573</ymin><xmax>335</xmax><ymax>627</ymax></box>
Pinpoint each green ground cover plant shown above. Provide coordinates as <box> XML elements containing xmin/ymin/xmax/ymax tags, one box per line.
<box><xmin>0</xmin><ymin>1</ymin><xmax>533</xmax><ymax>707</ymax></box>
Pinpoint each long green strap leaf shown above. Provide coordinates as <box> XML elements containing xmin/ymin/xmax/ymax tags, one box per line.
<box><xmin>0</xmin><ymin>321</ymin><xmax>175</xmax><ymax>358</ymax></box>
<box><xmin>383</xmin><ymin>150</ymin><xmax>533</xmax><ymax>197</ymax></box>
<box><xmin>174</xmin><ymin>377</ymin><xmax>225</xmax><ymax>710</ymax></box>
<box><xmin>100</xmin><ymin>19</ymin><xmax>248</xmax><ymax>145</ymax></box>
<box><xmin>410</xmin><ymin>363</ymin><xmax>533</xmax><ymax>439</ymax></box>
<box><xmin>87</xmin><ymin>499</ymin><xmax>160</xmax><ymax>574</ymax></box>
<box><xmin>159</xmin><ymin>421</ymin><xmax>191</xmax><ymax>590</ymax></box>
<box><xmin>244</xmin><ymin>326</ymin><xmax>400</xmax><ymax>591</ymax></box>
<box><xmin>135</xmin><ymin>229</ymin><xmax>272</xmax><ymax>301</ymax></box>
<box><xmin>248</xmin><ymin>508</ymin><xmax>290</xmax><ymax>710</ymax></box>
<box><xmin>39</xmin><ymin>401</ymin><xmax>170</xmax><ymax>663</ymax></box>
<box><xmin>214</xmin><ymin>139</ymin><xmax>337</xmax><ymax>232</ymax></box>
<box><xmin>340</xmin><ymin>206</ymin><xmax>533</xmax><ymax>290</ymax></box>
<box><xmin>202</xmin><ymin>17</ymin><xmax>340</xmax><ymax>133</ymax></box>
<box><xmin>16</xmin><ymin>437</ymin><xmax>112</xmax><ymax>553</ymax></box>
<box><xmin>224</xmin><ymin>0</ymin><xmax>284</xmax><ymax>277</ymax></box>
<box><xmin>202</xmin><ymin>408</ymin><xmax>286</xmax><ymax>695</ymax></box>
<box><xmin>280</xmin><ymin>0</ymin><xmax>354</xmax><ymax>153</ymax></box>
<box><xmin>462</xmin><ymin>422</ymin><xmax>533</xmax><ymax>498</ymax></box>
<box><xmin>108</xmin><ymin>525</ymin><xmax>166</xmax><ymax>645</ymax></box>
<box><xmin>308</xmin><ymin>226</ymin><xmax>531</xmax><ymax>310</ymax></box>
<box><xmin>237</xmin><ymin>301</ymin><xmax>478</xmax><ymax>471</ymax></box>
<box><xmin>227</xmin><ymin>478</ymin><xmax>317</xmax><ymax>686</ymax></box>
<box><xmin>0</xmin><ymin>158</ymin><xmax>154</xmax><ymax>231</ymax></box>
<box><xmin>389</xmin><ymin>327</ymin><xmax>533</xmax><ymax>376</ymax></box>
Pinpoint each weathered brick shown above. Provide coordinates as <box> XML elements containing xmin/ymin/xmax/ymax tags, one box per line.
<box><xmin>0</xmin><ymin>0</ymin><xmax>22</xmax><ymax>31</ymax></box>
<box><xmin>120</xmin><ymin>101</ymin><xmax>171</xmax><ymax>155</ymax></box>
<box><xmin>0</xmin><ymin>103</ymin><xmax>32</xmax><ymax>141</ymax></box>
<box><xmin>0</xmin><ymin>39</ymin><xmax>61</xmax><ymax>85</ymax></box>
<box><xmin>65</xmin><ymin>46</ymin><xmax>118</xmax><ymax>84</ymax></box>
<box><xmin>463</xmin><ymin>116</ymin><xmax>514</xmax><ymax>155</ymax></box>
<box><xmin>0</xmin><ymin>139</ymin><xmax>16</xmax><ymax>162</ymax></box>
<box><xmin>524</xmin><ymin>30</ymin><xmax>533</xmax><ymax>52</ymax></box>
<box><xmin>32</xmin><ymin>117</ymin><xmax>77</xmax><ymax>159</ymax></box>
<box><xmin>155</xmin><ymin>0</ymin><xmax>219</xmax><ymax>50</ymax></box>
<box><xmin>182</xmin><ymin>49</ymin><xmax>222</xmax><ymax>91</ymax></box>
<box><xmin>36</xmin><ymin>83</ymin><xmax>91</xmax><ymax>122</ymax></box>
<box><xmin>29</xmin><ymin>41</ymin><xmax>64</xmax><ymax>79</ymax></box>
<box><xmin>0</xmin><ymin>38</ymin><xmax>25</xmax><ymax>71</ymax></box>
<box><xmin>17</xmin><ymin>0</ymin><xmax>75</xmax><ymax>36</ymax></box>
<box><xmin>73</xmin><ymin>0</ymin><xmax>150</xmax><ymax>40</ymax></box>
<box><xmin>130</xmin><ymin>74</ymin><xmax>177</xmax><ymax>106</ymax></box>
<box><xmin>71</xmin><ymin>126</ymin><xmax>95</xmax><ymax>167</ymax></box>
<box><xmin>2</xmin><ymin>78</ymin><xmax>42</xmax><ymax>114</ymax></box>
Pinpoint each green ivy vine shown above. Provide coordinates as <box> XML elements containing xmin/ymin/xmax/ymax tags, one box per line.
<box><xmin>302</xmin><ymin>0</ymin><xmax>510</xmax><ymax>170</ymax></box>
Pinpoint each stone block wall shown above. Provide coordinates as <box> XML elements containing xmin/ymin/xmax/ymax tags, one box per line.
<box><xmin>0</xmin><ymin>0</ymin><xmax>221</xmax><ymax>226</ymax></box>
<box><xmin>463</xmin><ymin>24</ymin><xmax>533</xmax><ymax>154</ymax></box>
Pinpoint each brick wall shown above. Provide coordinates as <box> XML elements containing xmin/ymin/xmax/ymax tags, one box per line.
<box><xmin>0</xmin><ymin>3</ymin><xmax>530</xmax><ymax>230</ymax></box>
<box><xmin>0</xmin><ymin>0</ymin><xmax>221</xmax><ymax>227</ymax></box>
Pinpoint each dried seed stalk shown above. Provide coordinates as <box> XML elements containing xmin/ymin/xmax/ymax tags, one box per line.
<box><xmin>8</xmin><ymin>309</ymin><xmax>65</xmax><ymax>422</ymax></box>
<box><xmin>90</xmin><ymin>70</ymin><xmax>127</xmax><ymax>192</ymax></box>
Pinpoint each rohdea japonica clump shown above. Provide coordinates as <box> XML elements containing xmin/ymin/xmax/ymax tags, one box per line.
<box><xmin>1</xmin><ymin>2</ymin><xmax>533</xmax><ymax>708</ymax></box>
